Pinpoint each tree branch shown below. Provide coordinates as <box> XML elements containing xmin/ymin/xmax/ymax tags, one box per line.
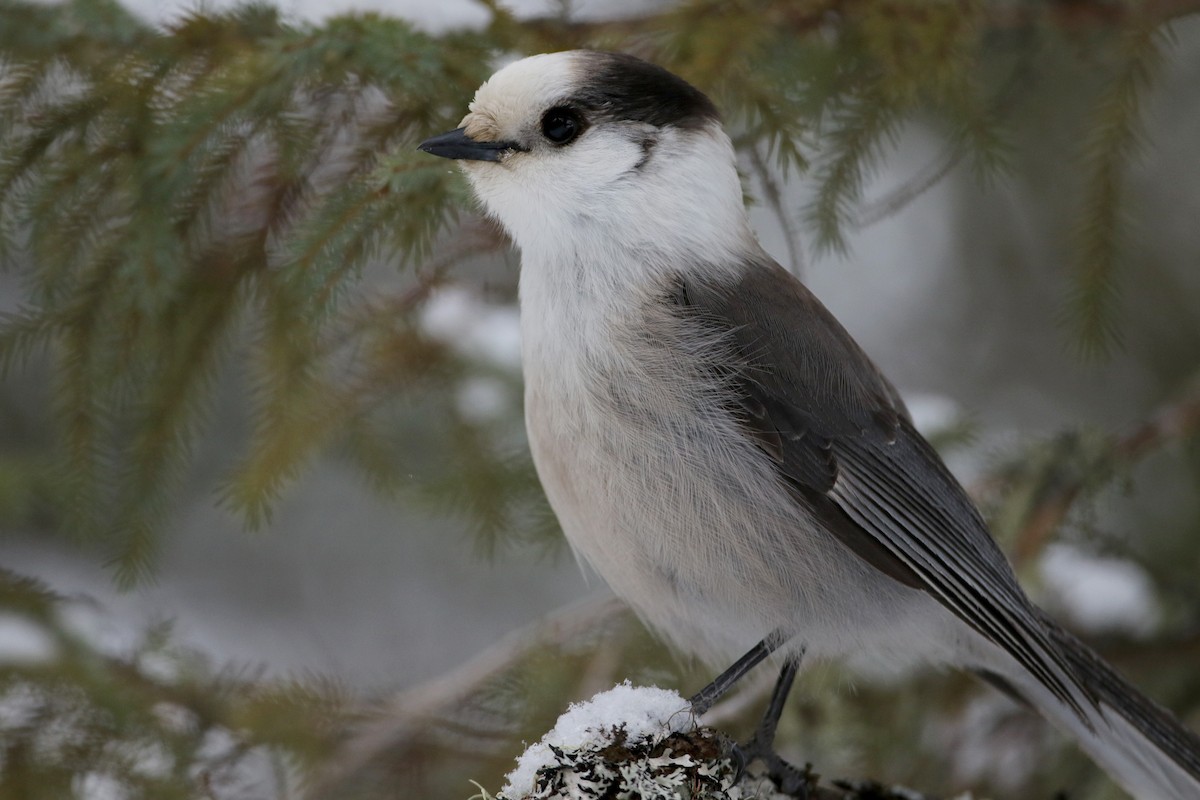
<box><xmin>1009</xmin><ymin>380</ymin><xmax>1200</xmax><ymax>567</ymax></box>
<box><xmin>513</xmin><ymin>0</ymin><xmax>1200</xmax><ymax>45</ymax></box>
<box><xmin>312</xmin><ymin>595</ymin><xmax>631</xmax><ymax>795</ymax></box>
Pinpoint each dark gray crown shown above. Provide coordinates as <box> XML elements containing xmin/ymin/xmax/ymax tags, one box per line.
<box><xmin>571</xmin><ymin>51</ymin><xmax>720</xmax><ymax>130</ymax></box>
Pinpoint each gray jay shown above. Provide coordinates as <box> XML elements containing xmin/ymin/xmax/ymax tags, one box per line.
<box><xmin>419</xmin><ymin>51</ymin><xmax>1200</xmax><ymax>798</ymax></box>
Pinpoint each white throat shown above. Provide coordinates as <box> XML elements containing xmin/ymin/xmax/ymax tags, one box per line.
<box><xmin>471</xmin><ymin>122</ymin><xmax>757</xmax><ymax>306</ymax></box>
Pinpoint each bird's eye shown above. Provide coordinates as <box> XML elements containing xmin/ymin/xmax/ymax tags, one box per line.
<box><xmin>540</xmin><ymin>107</ymin><xmax>584</xmax><ymax>145</ymax></box>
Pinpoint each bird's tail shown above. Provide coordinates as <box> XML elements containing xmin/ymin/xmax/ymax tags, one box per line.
<box><xmin>1001</xmin><ymin>616</ymin><xmax>1200</xmax><ymax>799</ymax></box>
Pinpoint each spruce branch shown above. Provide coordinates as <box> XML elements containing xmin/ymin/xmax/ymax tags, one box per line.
<box><xmin>313</xmin><ymin>596</ymin><xmax>633</xmax><ymax>796</ymax></box>
<box><xmin>508</xmin><ymin>0</ymin><xmax>1200</xmax><ymax>43</ymax></box>
<box><xmin>997</xmin><ymin>380</ymin><xmax>1200</xmax><ymax>568</ymax></box>
<box><xmin>0</xmin><ymin>6</ymin><xmax>493</xmax><ymax>574</ymax></box>
<box><xmin>106</xmin><ymin>266</ymin><xmax>245</xmax><ymax>586</ymax></box>
<box><xmin>1065</xmin><ymin>18</ymin><xmax>1167</xmax><ymax>359</ymax></box>
<box><xmin>804</xmin><ymin>88</ymin><xmax>903</xmax><ymax>255</ymax></box>
<box><xmin>0</xmin><ymin>0</ymin><xmax>150</xmax><ymax>65</ymax></box>
<box><xmin>852</xmin><ymin>143</ymin><xmax>962</xmax><ymax>229</ymax></box>
<box><xmin>0</xmin><ymin>569</ymin><xmax>350</xmax><ymax>799</ymax></box>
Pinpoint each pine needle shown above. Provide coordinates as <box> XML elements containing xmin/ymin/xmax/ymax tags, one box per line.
<box><xmin>1065</xmin><ymin>19</ymin><xmax>1166</xmax><ymax>360</ymax></box>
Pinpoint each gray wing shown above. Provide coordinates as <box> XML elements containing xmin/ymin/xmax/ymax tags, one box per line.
<box><xmin>672</xmin><ymin>257</ymin><xmax>1093</xmax><ymax>719</ymax></box>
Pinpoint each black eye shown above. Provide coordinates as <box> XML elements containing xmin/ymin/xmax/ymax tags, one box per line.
<box><xmin>540</xmin><ymin>107</ymin><xmax>584</xmax><ymax>145</ymax></box>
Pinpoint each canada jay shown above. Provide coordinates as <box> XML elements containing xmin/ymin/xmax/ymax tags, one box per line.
<box><xmin>419</xmin><ymin>51</ymin><xmax>1200</xmax><ymax>798</ymax></box>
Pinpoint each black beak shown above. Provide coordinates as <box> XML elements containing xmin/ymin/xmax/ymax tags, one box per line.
<box><xmin>418</xmin><ymin>128</ymin><xmax>523</xmax><ymax>162</ymax></box>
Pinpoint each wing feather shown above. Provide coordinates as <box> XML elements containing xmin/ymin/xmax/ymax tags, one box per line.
<box><xmin>672</xmin><ymin>259</ymin><xmax>1094</xmax><ymax>719</ymax></box>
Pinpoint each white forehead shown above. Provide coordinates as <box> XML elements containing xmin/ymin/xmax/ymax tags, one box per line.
<box><xmin>468</xmin><ymin>52</ymin><xmax>581</xmax><ymax>122</ymax></box>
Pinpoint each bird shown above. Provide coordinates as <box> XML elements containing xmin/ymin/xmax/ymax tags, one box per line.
<box><xmin>418</xmin><ymin>50</ymin><xmax>1200</xmax><ymax>798</ymax></box>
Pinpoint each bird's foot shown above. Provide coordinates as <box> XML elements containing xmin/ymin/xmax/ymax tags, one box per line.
<box><xmin>728</xmin><ymin>735</ymin><xmax>813</xmax><ymax>798</ymax></box>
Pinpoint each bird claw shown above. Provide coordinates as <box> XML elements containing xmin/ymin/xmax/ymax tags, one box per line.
<box><xmin>727</xmin><ymin>737</ymin><xmax>812</xmax><ymax>798</ymax></box>
<box><xmin>725</xmin><ymin>738</ymin><xmax>748</xmax><ymax>784</ymax></box>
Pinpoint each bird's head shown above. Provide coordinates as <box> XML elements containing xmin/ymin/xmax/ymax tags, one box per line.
<box><xmin>420</xmin><ymin>51</ymin><xmax>753</xmax><ymax>264</ymax></box>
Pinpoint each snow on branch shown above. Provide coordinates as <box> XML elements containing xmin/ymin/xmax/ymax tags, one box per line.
<box><xmin>489</xmin><ymin>683</ymin><xmax>968</xmax><ymax>800</ymax></box>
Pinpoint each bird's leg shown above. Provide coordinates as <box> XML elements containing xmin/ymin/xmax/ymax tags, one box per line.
<box><xmin>738</xmin><ymin>657</ymin><xmax>811</xmax><ymax>797</ymax></box>
<box><xmin>688</xmin><ymin>630</ymin><xmax>786</xmax><ymax>715</ymax></box>
<box><xmin>688</xmin><ymin>633</ymin><xmax>812</xmax><ymax>797</ymax></box>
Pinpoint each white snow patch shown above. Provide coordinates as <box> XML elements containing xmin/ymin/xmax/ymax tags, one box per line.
<box><xmin>57</xmin><ymin>599</ymin><xmax>139</xmax><ymax>658</ymax></box>
<box><xmin>905</xmin><ymin>392</ymin><xmax>962</xmax><ymax>436</ymax></box>
<box><xmin>456</xmin><ymin>375</ymin><xmax>512</xmax><ymax>422</ymax></box>
<box><xmin>900</xmin><ymin>391</ymin><xmax>994</xmax><ymax>486</ymax></box>
<box><xmin>929</xmin><ymin>690</ymin><xmax>1051</xmax><ymax>792</ymax></box>
<box><xmin>500</xmin><ymin>681</ymin><xmax>693</xmax><ymax>799</ymax></box>
<box><xmin>1039</xmin><ymin>543</ymin><xmax>1158</xmax><ymax>634</ymax></box>
<box><xmin>152</xmin><ymin>702</ymin><xmax>199</xmax><ymax>735</ymax></box>
<box><xmin>137</xmin><ymin>650</ymin><xmax>182</xmax><ymax>684</ymax></box>
<box><xmin>419</xmin><ymin>287</ymin><xmax>522</xmax><ymax>369</ymax></box>
<box><xmin>0</xmin><ymin>613</ymin><xmax>57</xmax><ymax>665</ymax></box>
<box><xmin>0</xmin><ymin>683</ymin><xmax>42</xmax><ymax>730</ymax></box>
<box><xmin>108</xmin><ymin>739</ymin><xmax>174</xmax><ymax>781</ymax></box>
<box><xmin>73</xmin><ymin>771</ymin><xmax>129</xmax><ymax>800</ymax></box>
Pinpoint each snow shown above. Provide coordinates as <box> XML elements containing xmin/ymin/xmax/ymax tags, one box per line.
<box><xmin>0</xmin><ymin>613</ymin><xmax>57</xmax><ymax>665</ymax></box>
<box><xmin>73</xmin><ymin>772</ymin><xmax>129</xmax><ymax>800</ymax></box>
<box><xmin>499</xmin><ymin>682</ymin><xmax>694</xmax><ymax>799</ymax></box>
<box><xmin>420</xmin><ymin>288</ymin><xmax>521</xmax><ymax>424</ymax></box>
<box><xmin>57</xmin><ymin>598</ymin><xmax>140</xmax><ymax>658</ymax></box>
<box><xmin>456</xmin><ymin>375</ymin><xmax>513</xmax><ymax>422</ymax></box>
<box><xmin>1038</xmin><ymin>543</ymin><xmax>1159</xmax><ymax>635</ymax></box>
<box><xmin>419</xmin><ymin>287</ymin><xmax>522</xmax><ymax>370</ymax></box>
<box><xmin>905</xmin><ymin>392</ymin><xmax>962</xmax><ymax>436</ymax></box>
<box><xmin>929</xmin><ymin>690</ymin><xmax>1052</xmax><ymax>792</ymax></box>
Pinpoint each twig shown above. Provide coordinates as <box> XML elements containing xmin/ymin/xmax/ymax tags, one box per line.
<box><xmin>853</xmin><ymin>145</ymin><xmax>963</xmax><ymax>229</ymax></box>
<box><xmin>747</xmin><ymin>143</ymin><xmax>806</xmax><ymax>277</ymax></box>
<box><xmin>322</xmin><ymin>217</ymin><xmax>506</xmax><ymax>354</ymax></box>
<box><xmin>310</xmin><ymin>595</ymin><xmax>629</xmax><ymax>795</ymax></box>
<box><xmin>1009</xmin><ymin>381</ymin><xmax>1200</xmax><ymax>566</ymax></box>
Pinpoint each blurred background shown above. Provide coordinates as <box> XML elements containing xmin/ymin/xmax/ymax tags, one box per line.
<box><xmin>0</xmin><ymin>1</ymin><xmax>1198</xmax><ymax>798</ymax></box>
